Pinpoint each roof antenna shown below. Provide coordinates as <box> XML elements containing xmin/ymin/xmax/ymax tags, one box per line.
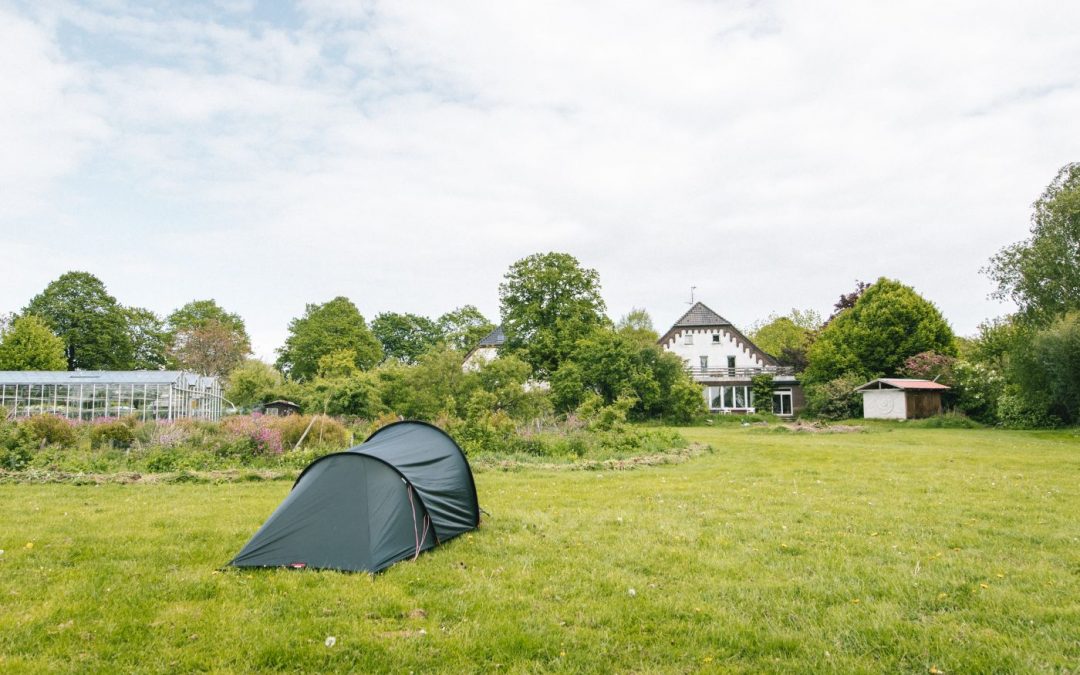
<box><xmin>688</xmin><ymin>285</ymin><xmax>697</xmax><ymax>305</ymax></box>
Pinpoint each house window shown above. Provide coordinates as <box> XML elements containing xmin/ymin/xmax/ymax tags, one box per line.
<box><xmin>709</xmin><ymin>385</ymin><xmax>754</xmax><ymax>411</ymax></box>
<box><xmin>727</xmin><ymin>356</ymin><xmax>736</xmax><ymax>368</ymax></box>
<box><xmin>684</xmin><ymin>333</ymin><xmax>693</xmax><ymax>345</ymax></box>
<box><xmin>712</xmin><ymin>334</ymin><xmax>720</xmax><ymax>343</ymax></box>
<box><xmin>699</xmin><ymin>356</ymin><xmax>708</xmax><ymax>372</ymax></box>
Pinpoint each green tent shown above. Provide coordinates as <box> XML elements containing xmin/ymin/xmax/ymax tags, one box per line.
<box><xmin>230</xmin><ymin>421</ymin><xmax>480</xmax><ymax>573</ymax></box>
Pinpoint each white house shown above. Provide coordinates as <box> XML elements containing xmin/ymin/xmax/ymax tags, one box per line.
<box><xmin>659</xmin><ymin>302</ymin><xmax>803</xmax><ymax>415</ymax></box>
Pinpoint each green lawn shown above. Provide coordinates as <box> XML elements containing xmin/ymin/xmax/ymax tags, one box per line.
<box><xmin>1</xmin><ymin>426</ymin><xmax>1078</xmax><ymax>673</ymax></box>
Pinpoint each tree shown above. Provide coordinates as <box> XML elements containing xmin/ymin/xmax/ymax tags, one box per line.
<box><xmin>616</xmin><ymin>308</ymin><xmax>659</xmax><ymax>348</ymax></box>
<box><xmin>805</xmin><ymin>278</ymin><xmax>956</xmax><ymax>383</ymax></box>
<box><xmin>986</xmin><ymin>163</ymin><xmax>1080</xmax><ymax>325</ymax></box>
<box><xmin>167</xmin><ymin>299</ymin><xmax>248</xmax><ymax>336</ymax></box>
<box><xmin>166</xmin><ymin>300</ymin><xmax>250</xmax><ymax>376</ymax></box>
<box><xmin>225</xmin><ymin>359</ymin><xmax>282</xmax><ymax>409</ymax></box>
<box><xmin>372</xmin><ymin>312</ymin><xmax>443</xmax><ymax>364</ymax></box>
<box><xmin>826</xmin><ymin>280</ymin><xmax>870</xmax><ymax>324</ymax></box>
<box><xmin>276</xmin><ymin>297</ymin><xmax>382</xmax><ymax>381</ymax></box>
<box><xmin>124</xmin><ymin>306</ymin><xmax>168</xmax><ymax>370</ymax></box>
<box><xmin>749</xmin><ymin>309</ymin><xmax>822</xmax><ymax>371</ymax></box>
<box><xmin>24</xmin><ymin>271</ymin><xmax>133</xmax><ymax>369</ymax></box>
<box><xmin>168</xmin><ymin>321</ymin><xmax>252</xmax><ymax>378</ymax></box>
<box><xmin>0</xmin><ymin>315</ymin><xmax>67</xmax><ymax>370</ymax></box>
<box><xmin>1008</xmin><ymin>312</ymin><xmax>1080</xmax><ymax>425</ymax></box>
<box><xmin>551</xmin><ymin>326</ymin><xmax>703</xmax><ymax>421</ymax></box>
<box><xmin>498</xmin><ymin>252</ymin><xmax>607</xmax><ymax>377</ymax></box>
<box><xmin>438</xmin><ymin>305</ymin><xmax>496</xmax><ymax>352</ymax></box>
<box><xmin>317</xmin><ymin>349</ymin><xmax>361</xmax><ymax>379</ymax></box>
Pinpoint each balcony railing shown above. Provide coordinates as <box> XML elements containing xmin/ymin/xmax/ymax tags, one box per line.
<box><xmin>686</xmin><ymin>366</ymin><xmax>795</xmax><ymax>381</ymax></box>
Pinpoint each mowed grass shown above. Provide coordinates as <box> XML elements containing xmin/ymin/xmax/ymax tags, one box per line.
<box><xmin>1</xmin><ymin>426</ymin><xmax>1078</xmax><ymax>673</ymax></box>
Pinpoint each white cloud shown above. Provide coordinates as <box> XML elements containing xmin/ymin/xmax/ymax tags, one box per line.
<box><xmin>2</xmin><ymin>0</ymin><xmax>1079</xmax><ymax>358</ymax></box>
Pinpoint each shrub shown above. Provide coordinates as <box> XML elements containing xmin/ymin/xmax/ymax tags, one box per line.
<box><xmin>272</xmin><ymin>414</ymin><xmax>350</xmax><ymax>450</ymax></box>
<box><xmin>997</xmin><ymin>391</ymin><xmax>1059</xmax><ymax>429</ymax></box>
<box><xmin>22</xmin><ymin>414</ymin><xmax>78</xmax><ymax>448</ymax></box>
<box><xmin>805</xmin><ymin>374</ymin><xmax>864</xmax><ymax>420</ymax></box>
<box><xmin>951</xmin><ymin>361</ymin><xmax>1004</xmax><ymax>423</ymax></box>
<box><xmin>220</xmin><ymin>414</ymin><xmax>284</xmax><ymax>455</ymax></box>
<box><xmin>908</xmin><ymin>411</ymin><xmax>983</xmax><ymax>429</ymax></box>
<box><xmin>664</xmin><ymin>377</ymin><xmax>708</xmax><ymax>424</ymax></box>
<box><xmin>89</xmin><ymin>417</ymin><xmax>138</xmax><ymax>449</ymax></box>
<box><xmin>0</xmin><ymin>422</ymin><xmax>36</xmax><ymax>470</ymax></box>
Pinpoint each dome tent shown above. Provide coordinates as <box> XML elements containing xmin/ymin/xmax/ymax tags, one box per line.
<box><xmin>230</xmin><ymin>421</ymin><xmax>480</xmax><ymax>573</ymax></box>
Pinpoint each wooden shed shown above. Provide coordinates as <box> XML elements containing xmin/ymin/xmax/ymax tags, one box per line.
<box><xmin>855</xmin><ymin>379</ymin><xmax>949</xmax><ymax>420</ymax></box>
<box><xmin>258</xmin><ymin>400</ymin><xmax>301</xmax><ymax>417</ymax></box>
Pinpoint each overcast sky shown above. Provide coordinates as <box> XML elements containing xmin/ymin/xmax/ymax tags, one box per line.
<box><xmin>2</xmin><ymin>1</ymin><xmax>1078</xmax><ymax>360</ymax></box>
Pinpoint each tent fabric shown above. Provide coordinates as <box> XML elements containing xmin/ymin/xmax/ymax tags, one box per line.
<box><xmin>230</xmin><ymin>421</ymin><xmax>479</xmax><ymax>573</ymax></box>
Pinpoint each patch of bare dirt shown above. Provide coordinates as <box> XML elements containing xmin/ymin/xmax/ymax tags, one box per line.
<box><xmin>781</xmin><ymin>421</ymin><xmax>865</xmax><ymax>433</ymax></box>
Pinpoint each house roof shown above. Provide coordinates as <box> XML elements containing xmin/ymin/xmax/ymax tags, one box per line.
<box><xmin>671</xmin><ymin>302</ymin><xmax>731</xmax><ymax>328</ymax></box>
<box><xmin>855</xmin><ymin>378</ymin><xmax>950</xmax><ymax>392</ymax></box>
<box><xmin>657</xmin><ymin>302</ymin><xmax>777</xmax><ymax>366</ymax></box>
<box><xmin>476</xmin><ymin>325</ymin><xmax>505</xmax><ymax>347</ymax></box>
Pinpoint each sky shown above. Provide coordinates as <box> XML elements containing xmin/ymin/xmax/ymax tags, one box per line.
<box><xmin>2</xmin><ymin>0</ymin><xmax>1079</xmax><ymax>361</ymax></box>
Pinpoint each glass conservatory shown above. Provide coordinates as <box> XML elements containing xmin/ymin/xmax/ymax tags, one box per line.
<box><xmin>0</xmin><ymin>371</ymin><xmax>225</xmax><ymax>421</ymax></box>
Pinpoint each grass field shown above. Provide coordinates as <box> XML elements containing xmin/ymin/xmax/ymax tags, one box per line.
<box><xmin>1</xmin><ymin>425</ymin><xmax>1078</xmax><ymax>673</ymax></box>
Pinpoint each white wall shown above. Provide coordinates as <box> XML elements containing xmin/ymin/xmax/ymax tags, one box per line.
<box><xmin>660</xmin><ymin>328</ymin><xmax>767</xmax><ymax>370</ymax></box>
<box><xmin>462</xmin><ymin>345</ymin><xmax>499</xmax><ymax>371</ymax></box>
<box><xmin>862</xmin><ymin>390</ymin><xmax>907</xmax><ymax>419</ymax></box>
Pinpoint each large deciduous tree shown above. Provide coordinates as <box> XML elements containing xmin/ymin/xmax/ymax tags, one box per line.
<box><xmin>437</xmin><ymin>305</ymin><xmax>495</xmax><ymax>352</ymax></box>
<box><xmin>985</xmin><ymin>163</ymin><xmax>1080</xmax><ymax>325</ymax></box>
<box><xmin>0</xmin><ymin>315</ymin><xmax>67</xmax><ymax>370</ymax></box>
<box><xmin>24</xmin><ymin>271</ymin><xmax>134</xmax><ymax>370</ymax></box>
<box><xmin>276</xmin><ymin>297</ymin><xmax>382</xmax><ymax>380</ymax></box>
<box><xmin>124</xmin><ymin>306</ymin><xmax>168</xmax><ymax>370</ymax></box>
<box><xmin>498</xmin><ymin>252</ymin><xmax>607</xmax><ymax>377</ymax></box>
<box><xmin>166</xmin><ymin>300</ymin><xmax>251</xmax><ymax>377</ymax></box>
<box><xmin>169</xmin><ymin>321</ymin><xmax>251</xmax><ymax>378</ymax></box>
<box><xmin>615</xmin><ymin>308</ymin><xmax>659</xmax><ymax>348</ymax></box>
<box><xmin>372</xmin><ymin>312</ymin><xmax>443</xmax><ymax>364</ymax></box>
<box><xmin>749</xmin><ymin>308</ymin><xmax>822</xmax><ymax>371</ymax></box>
<box><xmin>804</xmin><ymin>278</ymin><xmax>956</xmax><ymax>383</ymax></box>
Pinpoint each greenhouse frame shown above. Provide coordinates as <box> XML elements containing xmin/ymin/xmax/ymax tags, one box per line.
<box><xmin>0</xmin><ymin>371</ymin><xmax>225</xmax><ymax>421</ymax></box>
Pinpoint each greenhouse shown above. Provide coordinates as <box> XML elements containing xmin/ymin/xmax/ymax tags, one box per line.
<box><xmin>0</xmin><ymin>371</ymin><xmax>225</xmax><ymax>421</ymax></box>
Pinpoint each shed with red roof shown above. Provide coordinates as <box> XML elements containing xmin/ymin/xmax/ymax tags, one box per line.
<box><xmin>855</xmin><ymin>378</ymin><xmax>950</xmax><ymax>420</ymax></box>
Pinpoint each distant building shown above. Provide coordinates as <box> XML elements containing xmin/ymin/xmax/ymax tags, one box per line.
<box><xmin>463</xmin><ymin>325</ymin><xmax>505</xmax><ymax>371</ymax></box>
<box><xmin>855</xmin><ymin>379</ymin><xmax>949</xmax><ymax>419</ymax></box>
<box><xmin>0</xmin><ymin>370</ymin><xmax>224</xmax><ymax>421</ymax></box>
<box><xmin>659</xmin><ymin>302</ymin><xmax>804</xmax><ymax>416</ymax></box>
<box><xmin>257</xmin><ymin>400</ymin><xmax>301</xmax><ymax>417</ymax></box>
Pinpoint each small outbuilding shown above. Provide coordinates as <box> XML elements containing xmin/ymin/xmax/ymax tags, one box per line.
<box><xmin>257</xmin><ymin>400</ymin><xmax>301</xmax><ymax>417</ymax></box>
<box><xmin>855</xmin><ymin>378</ymin><xmax>950</xmax><ymax>420</ymax></box>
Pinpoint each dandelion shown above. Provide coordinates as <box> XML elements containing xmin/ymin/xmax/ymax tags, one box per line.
<box><xmin>628</xmin><ymin>588</ymin><xmax>637</xmax><ymax>597</ymax></box>
<box><xmin>325</xmin><ymin>636</ymin><xmax>337</xmax><ymax>648</ymax></box>
<box><xmin>24</xmin><ymin>542</ymin><xmax>33</xmax><ymax>549</ymax></box>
